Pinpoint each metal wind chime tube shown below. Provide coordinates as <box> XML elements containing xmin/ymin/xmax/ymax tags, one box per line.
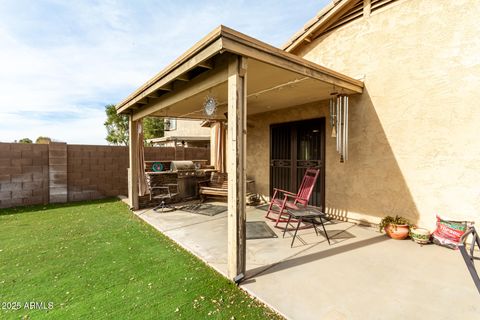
<box><xmin>329</xmin><ymin>98</ymin><xmax>333</xmax><ymax>127</ymax></box>
<box><xmin>336</xmin><ymin>96</ymin><xmax>340</xmax><ymax>152</ymax></box>
<box><xmin>336</xmin><ymin>96</ymin><xmax>339</xmax><ymax>153</ymax></box>
<box><xmin>329</xmin><ymin>94</ymin><xmax>349</xmax><ymax>162</ymax></box>
<box><xmin>343</xmin><ymin>96</ymin><xmax>347</xmax><ymax>161</ymax></box>
<box><xmin>339</xmin><ymin>96</ymin><xmax>343</xmax><ymax>160</ymax></box>
<box><xmin>341</xmin><ymin>96</ymin><xmax>344</xmax><ymax>161</ymax></box>
<box><xmin>345</xmin><ymin>95</ymin><xmax>349</xmax><ymax>161</ymax></box>
<box><xmin>337</xmin><ymin>96</ymin><xmax>342</xmax><ymax>155</ymax></box>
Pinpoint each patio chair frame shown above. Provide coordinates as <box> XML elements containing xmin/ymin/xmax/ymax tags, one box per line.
<box><xmin>459</xmin><ymin>226</ymin><xmax>480</xmax><ymax>294</ymax></box>
<box><xmin>146</xmin><ymin>174</ymin><xmax>179</xmax><ymax>213</ymax></box>
<box><xmin>283</xmin><ymin>207</ymin><xmax>331</xmax><ymax>247</ymax></box>
<box><xmin>265</xmin><ymin>168</ymin><xmax>320</xmax><ymax>229</ymax></box>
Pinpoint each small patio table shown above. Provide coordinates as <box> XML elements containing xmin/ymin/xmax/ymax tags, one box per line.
<box><xmin>284</xmin><ymin>207</ymin><xmax>331</xmax><ymax>247</ymax></box>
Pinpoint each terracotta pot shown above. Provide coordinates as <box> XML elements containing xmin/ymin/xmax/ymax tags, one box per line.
<box><xmin>384</xmin><ymin>224</ymin><xmax>409</xmax><ymax>240</ymax></box>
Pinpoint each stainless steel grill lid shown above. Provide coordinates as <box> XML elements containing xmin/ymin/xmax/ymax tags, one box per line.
<box><xmin>170</xmin><ymin>161</ymin><xmax>195</xmax><ymax>171</ymax></box>
<box><xmin>170</xmin><ymin>161</ymin><xmax>196</xmax><ymax>199</ymax></box>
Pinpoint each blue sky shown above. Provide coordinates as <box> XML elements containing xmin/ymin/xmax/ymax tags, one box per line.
<box><xmin>0</xmin><ymin>0</ymin><xmax>328</xmax><ymax>144</ymax></box>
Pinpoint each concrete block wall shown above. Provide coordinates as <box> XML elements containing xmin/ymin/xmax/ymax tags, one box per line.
<box><xmin>0</xmin><ymin>142</ymin><xmax>210</xmax><ymax>208</ymax></box>
<box><xmin>49</xmin><ymin>142</ymin><xmax>68</xmax><ymax>203</ymax></box>
<box><xmin>0</xmin><ymin>143</ymin><xmax>49</xmax><ymax>208</ymax></box>
<box><xmin>67</xmin><ymin>145</ymin><xmax>129</xmax><ymax>202</ymax></box>
<box><xmin>144</xmin><ymin>147</ymin><xmax>176</xmax><ymax>161</ymax></box>
<box><xmin>184</xmin><ymin>147</ymin><xmax>207</xmax><ymax>160</ymax></box>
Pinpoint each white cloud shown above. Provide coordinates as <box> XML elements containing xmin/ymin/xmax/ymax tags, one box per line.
<box><xmin>0</xmin><ymin>0</ymin><xmax>326</xmax><ymax>144</ymax></box>
<box><xmin>0</xmin><ymin>108</ymin><xmax>106</xmax><ymax>144</ymax></box>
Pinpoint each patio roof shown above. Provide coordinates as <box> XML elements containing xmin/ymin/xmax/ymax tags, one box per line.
<box><xmin>116</xmin><ymin>25</ymin><xmax>363</xmax><ymax>121</ymax></box>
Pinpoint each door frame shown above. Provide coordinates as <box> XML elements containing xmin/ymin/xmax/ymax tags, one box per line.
<box><xmin>269</xmin><ymin>118</ymin><xmax>326</xmax><ymax>210</ymax></box>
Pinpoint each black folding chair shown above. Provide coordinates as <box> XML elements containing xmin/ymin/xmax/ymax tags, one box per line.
<box><xmin>146</xmin><ymin>174</ymin><xmax>179</xmax><ymax>213</ymax></box>
<box><xmin>458</xmin><ymin>226</ymin><xmax>480</xmax><ymax>294</ymax></box>
<box><xmin>284</xmin><ymin>207</ymin><xmax>331</xmax><ymax>247</ymax></box>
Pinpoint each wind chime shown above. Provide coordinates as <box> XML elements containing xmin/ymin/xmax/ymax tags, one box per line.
<box><xmin>329</xmin><ymin>93</ymin><xmax>349</xmax><ymax>162</ymax></box>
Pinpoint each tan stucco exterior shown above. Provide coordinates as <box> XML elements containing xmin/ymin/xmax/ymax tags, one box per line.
<box><xmin>247</xmin><ymin>0</ymin><xmax>480</xmax><ymax>229</ymax></box>
<box><xmin>164</xmin><ymin>119</ymin><xmax>210</xmax><ymax>138</ymax></box>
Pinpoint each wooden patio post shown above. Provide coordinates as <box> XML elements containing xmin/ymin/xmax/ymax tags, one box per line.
<box><xmin>227</xmin><ymin>55</ymin><xmax>248</xmax><ymax>280</ymax></box>
<box><xmin>128</xmin><ymin>114</ymin><xmax>139</xmax><ymax>210</ymax></box>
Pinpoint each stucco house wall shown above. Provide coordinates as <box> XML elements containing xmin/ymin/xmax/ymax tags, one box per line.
<box><xmin>247</xmin><ymin>0</ymin><xmax>480</xmax><ymax>229</ymax></box>
<box><xmin>164</xmin><ymin>119</ymin><xmax>210</xmax><ymax>138</ymax></box>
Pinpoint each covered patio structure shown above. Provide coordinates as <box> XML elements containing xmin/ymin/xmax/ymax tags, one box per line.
<box><xmin>116</xmin><ymin>25</ymin><xmax>363</xmax><ymax>280</ymax></box>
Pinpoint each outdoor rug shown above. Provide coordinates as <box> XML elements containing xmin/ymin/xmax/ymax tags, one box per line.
<box><xmin>246</xmin><ymin>221</ymin><xmax>278</xmax><ymax>240</ymax></box>
<box><xmin>180</xmin><ymin>203</ymin><xmax>227</xmax><ymax>216</ymax></box>
<box><xmin>255</xmin><ymin>204</ymin><xmax>270</xmax><ymax>211</ymax></box>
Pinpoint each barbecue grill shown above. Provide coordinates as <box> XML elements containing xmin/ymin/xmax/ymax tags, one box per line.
<box><xmin>170</xmin><ymin>161</ymin><xmax>197</xmax><ymax>199</ymax></box>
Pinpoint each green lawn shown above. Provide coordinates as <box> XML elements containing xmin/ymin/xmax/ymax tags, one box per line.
<box><xmin>0</xmin><ymin>199</ymin><xmax>282</xmax><ymax>319</ymax></box>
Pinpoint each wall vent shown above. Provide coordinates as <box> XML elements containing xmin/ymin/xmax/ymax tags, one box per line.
<box><xmin>315</xmin><ymin>0</ymin><xmax>399</xmax><ymax>39</ymax></box>
<box><xmin>371</xmin><ymin>0</ymin><xmax>399</xmax><ymax>13</ymax></box>
<box><xmin>323</xmin><ymin>0</ymin><xmax>364</xmax><ymax>35</ymax></box>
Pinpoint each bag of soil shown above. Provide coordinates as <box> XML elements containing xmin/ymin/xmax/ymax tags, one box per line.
<box><xmin>432</xmin><ymin>215</ymin><xmax>469</xmax><ymax>249</ymax></box>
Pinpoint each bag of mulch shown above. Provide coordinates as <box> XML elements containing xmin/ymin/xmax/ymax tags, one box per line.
<box><xmin>432</xmin><ymin>215</ymin><xmax>468</xmax><ymax>249</ymax></box>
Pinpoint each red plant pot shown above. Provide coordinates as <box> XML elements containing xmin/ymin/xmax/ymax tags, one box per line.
<box><xmin>384</xmin><ymin>224</ymin><xmax>409</xmax><ymax>240</ymax></box>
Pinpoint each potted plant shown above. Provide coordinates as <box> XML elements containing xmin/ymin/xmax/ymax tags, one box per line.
<box><xmin>410</xmin><ymin>227</ymin><xmax>431</xmax><ymax>244</ymax></box>
<box><xmin>379</xmin><ymin>215</ymin><xmax>411</xmax><ymax>240</ymax></box>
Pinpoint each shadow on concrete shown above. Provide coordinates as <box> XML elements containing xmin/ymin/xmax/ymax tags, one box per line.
<box><xmin>246</xmin><ymin>234</ymin><xmax>388</xmax><ymax>279</ymax></box>
<box><xmin>320</xmin><ymin>229</ymin><xmax>355</xmax><ymax>239</ymax></box>
<box><xmin>285</xmin><ymin>228</ymin><xmax>356</xmax><ymax>247</ymax></box>
<box><xmin>283</xmin><ymin>223</ymin><xmax>357</xmax><ymax>247</ymax></box>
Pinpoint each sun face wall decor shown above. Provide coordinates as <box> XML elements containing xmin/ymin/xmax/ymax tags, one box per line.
<box><xmin>203</xmin><ymin>95</ymin><xmax>218</xmax><ymax>117</ymax></box>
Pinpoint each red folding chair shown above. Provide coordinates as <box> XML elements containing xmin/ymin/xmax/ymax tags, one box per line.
<box><xmin>266</xmin><ymin>168</ymin><xmax>320</xmax><ymax>228</ymax></box>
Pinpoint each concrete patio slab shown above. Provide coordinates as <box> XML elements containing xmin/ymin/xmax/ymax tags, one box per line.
<box><xmin>134</xmin><ymin>203</ymin><xmax>479</xmax><ymax>320</ymax></box>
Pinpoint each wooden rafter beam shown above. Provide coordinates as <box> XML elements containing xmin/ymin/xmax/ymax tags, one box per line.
<box><xmin>198</xmin><ymin>60</ymin><xmax>214</xmax><ymax>69</ymax></box>
<box><xmin>176</xmin><ymin>73</ymin><xmax>190</xmax><ymax>81</ymax></box>
<box><xmin>159</xmin><ymin>84</ymin><xmax>173</xmax><ymax>91</ymax></box>
<box><xmin>147</xmin><ymin>84</ymin><xmax>174</xmax><ymax>99</ymax></box>
<box><xmin>147</xmin><ymin>92</ymin><xmax>161</xmax><ymax>99</ymax></box>
<box><xmin>132</xmin><ymin>62</ymin><xmax>228</xmax><ymax>121</ymax></box>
